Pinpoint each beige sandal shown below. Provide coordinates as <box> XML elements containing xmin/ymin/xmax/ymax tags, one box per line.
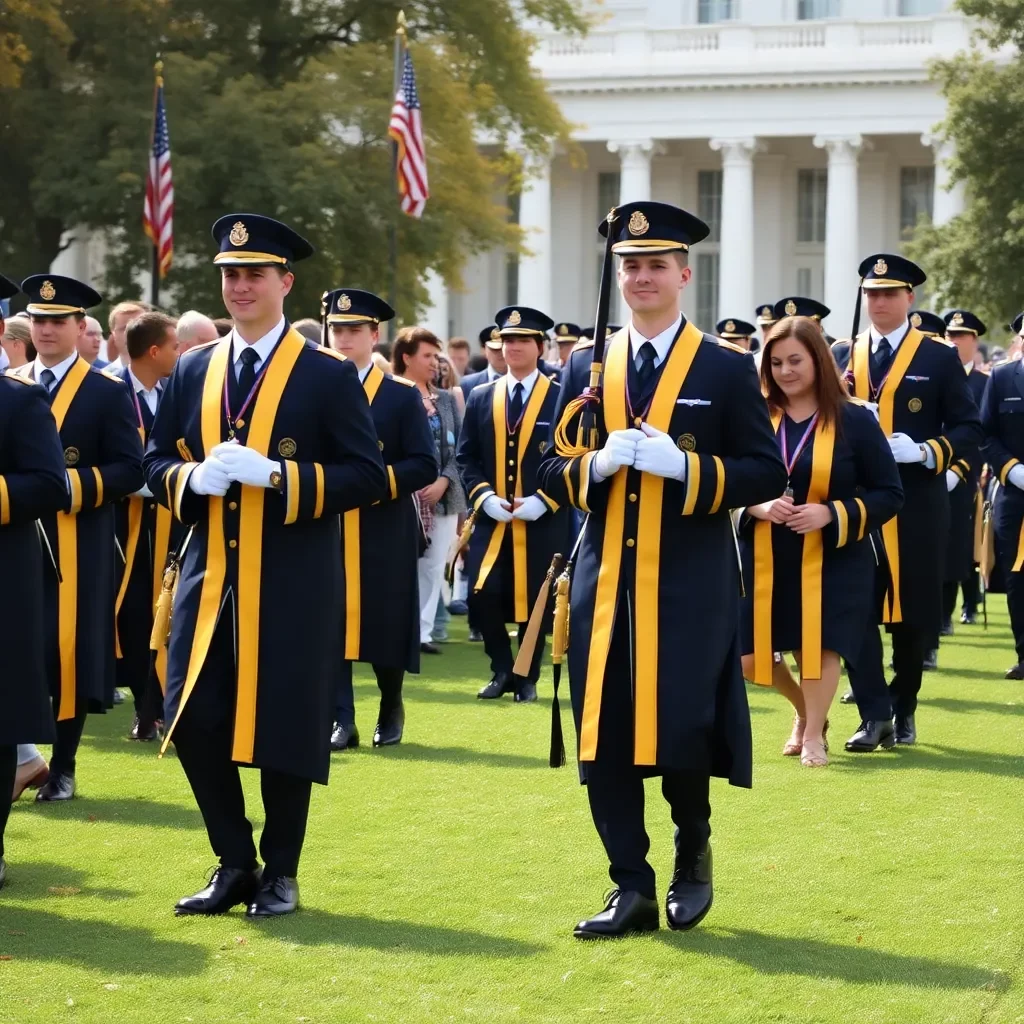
<box><xmin>800</xmin><ymin>739</ymin><xmax>828</xmax><ymax>767</ymax></box>
<box><xmin>782</xmin><ymin>716</ymin><xmax>806</xmax><ymax>757</ymax></box>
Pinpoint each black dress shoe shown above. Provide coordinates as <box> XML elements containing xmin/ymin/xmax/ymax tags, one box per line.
<box><xmin>573</xmin><ymin>889</ymin><xmax>658</xmax><ymax>940</ymax></box>
<box><xmin>35</xmin><ymin>772</ymin><xmax>75</xmax><ymax>801</ymax></box>
<box><xmin>373</xmin><ymin>701</ymin><xmax>405</xmax><ymax>747</ymax></box>
<box><xmin>1005</xmin><ymin>662</ymin><xmax>1024</xmax><ymax>680</ymax></box>
<box><xmin>468</xmin><ymin>629</ymin><xmax>483</xmax><ymax>642</ymax></box>
<box><xmin>174</xmin><ymin>867</ymin><xmax>260</xmax><ymax>916</ymax></box>
<box><xmin>246</xmin><ymin>876</ymin><xmax>299</xmax><ymax>918</ymax></box>
<box><xmin>477</xmin><ymin>672</ymin><xmax>513</xmax><ymax>699</ymax></box>
<box><xmin>844</xmin><ymin>719</ymin><xmax>896</xmax><ymax>753</ymax></box>
<box><xmin>939</xmin><ymin>619</ymin><xmax>954</xmax><ymax>637</ymax></box>
<box><xmin>0</xmin><ymin>857</ymin><xmax>6</xmax><ymax>891</ymax></box>
<box><xmin>330</xmin><ymin>723</ymin><xmax>360</xmax><ymax>751</ymax></box>
<box><xmin>420</xmin><ymin>642</ymin><xmax>441</xmax><ymax>655</ymax></box>
<box><xmin>960</xmin><ymin>611</ymin><xmax>977</xmax><ymax>625</ymax></box>
<box><xmin>839</xmin><ymin>689</ymin><xmax>856</xmax><ymax>705</ymax></box>
<box><xmin>666</xmin><ymin>843</ymin><xmax>713</xmax><ymax>931</ymax></box>
<box><xmin>894</xmin><ymin>714</ymin><xmax>916</xmax><ymax>745</ymax></box>
<box><xmin>514</xmin><ymin>681</ymin><xmax>537</xmax><ymax>703</ymax></box>
<box><xmin>923</xmin><ymin>649</ymin><xmax>938</xmax><ymax>671</ymax></box>
<box><xmin>129</xmin><ymin>715</ymin><xmax>158</xmax><ymax>741</ymax></box>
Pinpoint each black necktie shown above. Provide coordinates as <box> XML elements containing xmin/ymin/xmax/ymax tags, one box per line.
<box><xmin>509</xmin><ymin>382</ymin><xmax>524</xmax><ymax>426</ymax></box>
<box><xmin>872</xmin><ymin>337</ymin><xmax>892</xmax><ymax>383</ymax></box>
<box><xmin>237</xmin><ymin>347</ymin><xmax>259</xmax><ymax>400</ymax></box>
<box><xmin>637</xmin><ymin>342</ymin><xmax>657</xmax><ymax>393</ymax></box>
<box><xmin>39</xmin><ymin>368</ymin><xmax>55</xmax><ymax>401</ymax></box>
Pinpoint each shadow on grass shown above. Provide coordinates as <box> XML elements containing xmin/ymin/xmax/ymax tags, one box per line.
<box><xmin>922</xmin><ymin>696</ymin><xmax>1023</xmax><ymax>717</ymax></box>
<box><xmin>934</xmin><ymin>666</ymin><xmax>1016</xmax><ymax>682</ymax></box>
<box><xmin>256</xmin><ymin>907</ymin><xmax>544</xmax><ymax>957</ymax></box>
<box><xmin>0</xmin><ymin>861</ymin><xmax>134</xmax><ymax>901</ymax></box>
<box><xmin>658</xmin><ymin>926</ymin><xmax>1003</xmax><ymax>990</ymax></box>
<box><xmin>79</xmin><ymin>732</ymin><xmax>171</xmax><ymax>758</ymax></box>
<box><xmin>368</xmin><ymin>742</ymin><xmax>549</xmax><ymax>770</ymax></box>
<box><xmin>833</xmin><ymin>743</ymin><xmax>1024</xmax><ymax>779</ymax></box>
<box><xmin>0</xmin><ymin>906</ymin><xmax>209</xmax><ymax>976</ymax></box>
<box><xmin>16</xmin><ymin>796</ymin><xmax>204</xmax><ymax>830</ymax></box>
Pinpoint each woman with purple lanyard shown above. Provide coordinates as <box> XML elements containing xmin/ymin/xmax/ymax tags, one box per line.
<box><xmin>738</xmin><ymin>315</ymin><xmax>903</xmax><ymax>766</ymax></box>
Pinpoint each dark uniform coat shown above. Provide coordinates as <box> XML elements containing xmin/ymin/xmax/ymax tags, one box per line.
<box><xmin>339</xmin><ymin>365</ymin><xmax>436</xmax><ymax>672</ymax></box>
<box><xmin>0</xmin><ymin>374</ymin><xmax>68</xmax><ymax>744</ymax></box>
<box><xmin>112</xmin><ymin>366</ymin><xmax>183</xmax><ymax>694</ymax></box>
<box><xmin>14</xmin><ymin>356</ymin><xmax>144</xmax><ymax>719</ymax></box>
<box><xmin>457</xmin><ymin>373</ymin><xmax>569</xmax><ymax>625</ymax></box>
<box><xmin>538</xmin><ymin>322</ymin><xmax>787</xmax><ymax>786</ymax></box>
<box><xmin>143</xmin><ymin>329</ymin><xmax>387</xmax><ymax>784</ymax></box>
<box><xmin>944</xmin><ymin>366</ymin><xmax>987</xmax><ymax>582</ymax></box>
<box><xmin>834</xmin><ymin>329</ymin><xmax>982</xmax><ymax>629</ymax></box>
<box><xmin>740</xmin><ymin>402</ymin><xmax>903</xmax><ymax>679</ymax></box>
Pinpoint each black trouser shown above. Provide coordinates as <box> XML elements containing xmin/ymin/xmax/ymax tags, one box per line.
<box><xmin>50</xmin><ymin>708</ymin><xmax>88</xmax><ymax>777</ymax></box>
<box><xmin>845</xmin><ymin>625</ymin><xmax>893</xmax><ymax>724</ymax></box>
<box><xmin>334</xmin><ymin>660</ymin><xmax>404</xmax><ymax>728</ymax></box>
<box><xmin>172</xmin><ymin>614</ymin><xmax>312</xmax><ymax>879</ymax></box>
<box><xmin>586</xmin><ymin>760</ymin><xmax>711</xmax><ymax>900</ymax></box>
<box><xmin>0</xmin><ymin>744</ymin><xmax>16</xmax><ymax>861</ymax></box>
<box><xmin>943</xmin><ymin>575</ymin><xmax>979</xmax><ymax>624</ymax></box>
<box><xmin>888</xmin><ymin>623</ymin><xmax>926</xmax><ymax>717</ymax></box>
<box><xmin>961</xmin><ymin>569</ymin><xmax>980</xmax><ymax>617</ymax></box>
<box><xmin>471</xmin><ymin>589</ymin><xmax>545</xmax><ymax>684</ymax></box>
<box><xmin>994</xmin><ymin>505</ymin><xmax>1024</xmax><ymax>663</ymax></box>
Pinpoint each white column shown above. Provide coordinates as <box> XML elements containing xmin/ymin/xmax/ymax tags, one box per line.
<box><xmin>420</xmin><ymin>269</ymin><xmax>449</xmax><ymax>340</ymax></box>
<box><xmin>516</xmin><ymin>152</ymin><xmax>552</xmax><ymax>313</ymax></box>
<box><xmin>709</xmin><ymin>137</ymin><xmax>758</xmax><ymax>321</ymax></box>
<box><xmin>607</xmin><ymin>139</ymin><xmax>656</xmax><ymax>205</ymax></box>
<box><xmin>814</xmin><ymin>134</ymin><xmax>863</xmax><ymax>338</ymax></box>
<box><xmin>922</xmin><ymin>133</ymin><xmax>966</xmax><ymax>226</ymax></box>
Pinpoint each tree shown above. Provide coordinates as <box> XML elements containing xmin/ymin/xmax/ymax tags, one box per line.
<box><xmin>0</xmin><ymin>0</ymin><xmax>587</xmax><ymax>321</ymax></box>
<box><xmin>906</xmin><ymin>0</ymin><xmax>1024</xmax><ymax>332</ymax></box>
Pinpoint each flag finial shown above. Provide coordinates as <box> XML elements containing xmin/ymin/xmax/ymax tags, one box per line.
<box><xmin>397</xmin><ymin>9</ymin><xmax>407</xmax><ymax>34</ymax></box>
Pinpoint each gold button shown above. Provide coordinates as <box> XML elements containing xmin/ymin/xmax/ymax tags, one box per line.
<box><xmin>634</xmin><ymin>417</ymin><xmax>642</xmax><ymax>427</ymax></box>
<box><xmin>235</xmin><ymin>418</ymin><xmax>245</xmax><ymax>429</ymax></box>
<box><xmin>228</xmin><ymin>539</ymin><xmax>237</xmax><ymax>549</ymax></box>
<box><xmin>508</xmin><ymin>459</ymin><xmax>515</xmax><ymax>466</ymax></box>
<box><xmin>508</xmin><ymin>475</ymin><xmax>514</xmax><ymax>482</ymax></box>
<box><xmin>148</xmin><ymin>502</ymin><xmax>155</xmax><ymax>510</ymax></box>
<box><xmin>626</xmin><ymin>538</ymin><xmax>635</xmax><ymax>548</ymax></box>
<box><xmin>228</xmin><ymin>501</ymin><xmax>238</xmax><ymax>511</ymax></box>
<box><xmin>509</xmin><ymin>440</ymin><xmax>515</xmax><ymax>447</ymax></box>
<box><xmin>628</xmin><ymin>493</ymin><xmax>638</xmax><ymax>502</ymax></box>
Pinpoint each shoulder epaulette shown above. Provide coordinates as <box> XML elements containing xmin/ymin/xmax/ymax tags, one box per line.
<box><xmin>314</xmin><ymin>347</ymin><xmax>347</xmax><ymax>362</ymax></box>
<box><xmin>848</xmin><ymin>397</ymin><xmax>871</xmax><ymax>408</ymax></box>
<box><xmin>472</xmin><ymin>379</ymin><xmax>497</xmax><ymax>391</ymax></box>
<box><xmin>0</xmin><ymin>370</ymin><xmax>32</xmax><ymax>385</ymax></box>
<box><xmin>831</xmin><ymin>338</ymin><xmax>851</xmax><ymax>350</ymax></box>
<box><xmin>571</xmin><ymin>340</ymin><xmax>595</xmax><ymax>352</ymax></box>
<box><xmin>181</xmin><ymin>338</ymin><xmax>221</xmax><ymax>357</ymax></box>
<box><xmin>713</xmin><ymin>338</ymin><xmax>747</xmax><ymax>355</ymax></box>
<box><xmin>99</xmin><ymin>368</ymin><xmax>128</xmax><ymax>383</ymax></box>
<box><xmin>391</xmin><ymin>374</ymin><xmax>415</xmax><ymax>387</ymax></box>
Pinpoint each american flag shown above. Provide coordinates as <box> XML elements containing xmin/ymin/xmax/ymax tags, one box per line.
<box><xmin>388</xmin><ymin>48</ymin><xmax>429</xmax><ymax>218</ymax></box>
<box><xmin>143</xmin><ymin>72</ymin><xmax>174</xmax><ymax>277</ymax></box>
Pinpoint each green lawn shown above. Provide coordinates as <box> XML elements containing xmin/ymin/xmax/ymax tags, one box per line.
<box><xmin>1</xmin><ymin>602</ymin><xmax>1022</xmax><ymax>1024</ymax></box>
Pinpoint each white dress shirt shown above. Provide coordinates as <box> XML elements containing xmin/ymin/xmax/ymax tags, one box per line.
<box><xmin>869</xmin><ymin>319</ymin><xmax>910</xmax><ymax>355</ymax></box>
<box><xmin>629</xmin><ymin>315</ymin><xmax>683</xmax><ymax>370</ymax></box>
<box><xmin>505</xmin><ymin>367</ymin><xmax>540</xmax><ymax>404</ymax></box>
<box><xmin>356</xmin><ymin>362</ymin><xmax>374</xmax><ymax>384</ymax></box>
<box><xmin>231</xmin><ymin>316</ymin><xmax>286</xmax><ymax>378</ymax></box>
<box><xmin>32</xmin><ymin>351</ymin><xmax>80</xmax><ymax>390</ymax></box>
<box><xmin>128</xmin><ymin>367</ymin><xmax>161</xmax><ymax>416</ymax></box>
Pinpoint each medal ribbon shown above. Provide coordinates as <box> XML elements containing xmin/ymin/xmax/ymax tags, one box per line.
<box><xmin>779</xmin><ymin>412</ymin><xmax>819</xmax><ymax>482</ymax></box>
<box><xmin>222</xmin><ymin>324</ymin><xmax>289</xmax><ymax>437</ymax></box>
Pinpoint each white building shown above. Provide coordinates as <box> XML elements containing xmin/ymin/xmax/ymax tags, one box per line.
<box><xmin>426</xmin><ymin>0</ymin><xmax>982</xmax><ymax>342</ymax></box>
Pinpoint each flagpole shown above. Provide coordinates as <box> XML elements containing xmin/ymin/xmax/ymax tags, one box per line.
<box><xmin>388</xmin><ymin>11</ymin><xmax>406</xmax><ymax>339</ymax></box>
<box><xmin>149</xmin><ymin>60</ymin><xmax>163</xmax><ymax>309</ymax></box>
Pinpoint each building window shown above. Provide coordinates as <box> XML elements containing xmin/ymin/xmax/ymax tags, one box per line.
<box><xmin>898</xmin><ymin>0</ymin><xmax>945</xmax><ymax>14</ymax></box>
<box><xmin>696</xmin><ymin>253</ymin><xmax>719</xmax><ymax>331</ymax></box>
<box><xmin>697</xmin><ymin>170</ymin><xmax>723</xmax><ymax>243</ymax></box>
<box><xmin>698</xmin><ymin>0</ymin><xmax>735</xmax><ymax>24</ymax></box>
<box><xmin>900</xmin><ymin>167</ymin><xmax>934</xmax><ymax>235</ymax></box>
<box><xmin>506</xmin><ymin>190</ymin><xmax>520</xmax><ymax>305</ymax></box>
<box><xmin>797</xmin><ymin>169</ymin><xmax>828</xmax><ymax>244</ymax></box>
<box><xmin>797</xmin><ymin>268</ymin><xmax>812</xmax><ymax>297</ymax></box>
<box><xmin>597</xmin><ymin>171</ymin><xmax>621</xmax><ymax>222</ymax></box>
<box><xmin>798</xmin><ymin>0</ymin><xmax>840</xmax><ymax>17</ymax></box>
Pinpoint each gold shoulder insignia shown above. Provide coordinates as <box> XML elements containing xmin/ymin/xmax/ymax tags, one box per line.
<box><xmin>471</xmin><ymin>380</ymin><xmax>497</xmax><ymax>391</ymax></box>
<box><xmin>390</xmin><ymin>374</ymin><xmax>416</xmax><ymax>387</ymax></box>
<box><xmin>100</xmin><ymin>369</ymin><xmax>128</xmax><ymax>383</ymax></box>
<box><xmin>571</xmin><ymin>340</ymin><xmax>595</xmax><ymax>352</ymax></box>
<box><xmin>714</xmin><ymin>338</ymin><xmax>747</xmax><ymax>355</ymax></box>
<box><xmin>0</xmin><ymin>370</ymin><xmax>33</xmax><ymax>385</ymax></box>
<box><xmin>315</xmin><ymin>347</ymin><xmax>347</xmax><ymax>362</ymax></box>
<box><xmin>830</xmin><ymin>338</ymin><xmax>851</xmax><ymax>350</ymax></box>
<box><xmin>181</xmin><ymin>338</ymin><xmax>221</xmax><ymax>357</ymax></box>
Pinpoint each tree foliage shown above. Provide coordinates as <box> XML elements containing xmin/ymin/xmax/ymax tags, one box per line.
<box><xmin>906</xmin><ymin>0</ymin><xmax>1024</xmax><ymax>331</ymax></box>
<box><xmin>0</xmin><ymin>0</ymin><xmax>587</xmax><ymax>320</ymax></box>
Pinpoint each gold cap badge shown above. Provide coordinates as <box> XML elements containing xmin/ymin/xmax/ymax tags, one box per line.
<box><xmin>490</xmin><ymin>328</ymin><xmax>501</xmax><ymax>341</ymax></box>
<box><xmin>873</xmin><ymin>258</ymin><xmax>888</xmax><ymax>275</ymax></box>
<box><xmin>229</xmin><ymin>221</ymin><xmax>249</xmax><ymax>247</ymax></box>
<box><xmin>557</xmin><ymin>324</ymin><xmax>568</xmax><ymax>336</ymax></box>
<box><xmin>338</xmin><ymin>293</ymin><xmax>352</xmax><ymax>311</ymax></box>
<box><xmin>628</xmin><ymin>210</ymin><xmax>650</xmax><ymax>236</ymax></box>
<box><xmin>785</xmin><ymin>300</ymin><xmax>797</xmax><ymax>316</ymax></box>
<box><xmin>725</xmin><ymin>321</ymin><xmax>736</xmax><ymax>333</ymax></box>
<box><xmin>952</xmin><ymin>312</ymin><xmax>964</xmax><ymax>325</ymax></box>
<box><xmin>761</xmin><ymin>306</ymin><xmax>772</xmax><ymax>318</ymax></box>
<box><xmin>39</xmin><ymin>280</ymin><xmax>56</xmax><ymax>302</ymax></box>
<box><xmin>911</xmin><ymin>313</ymin><xmax>922</xmax><ymax>327</ymax></box>
<box><xmin>506</xmin><ymin>310</ymin><xmax>522</xmax><ymax>327</ymax></box>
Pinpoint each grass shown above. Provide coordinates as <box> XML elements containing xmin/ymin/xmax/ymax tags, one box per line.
<box><xmin>1</xmin><ymin>601</ymin><xmax>1022</xmax><ymax>1024</ymax></box>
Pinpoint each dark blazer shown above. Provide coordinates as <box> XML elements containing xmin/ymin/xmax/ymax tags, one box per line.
<box><xmin>980</xmin><ymin>360</ymin><xmax>1024</xmax><ymax>575</ymax></box>
<box><xmin>459</xmin><ymin>367</ymin><xmax>498</xmax><ymax>401</ymax></box>
<box><xmin>0</xmin><ymin>373</ymin><xmax>68</xmax><ymax>744</ymax></box>
<box><xmin>945</xmin><ymin>366</ymin><xmax>987</xmax><ymax>582</ymax></box>
<box><xmin>144</xmin><ymin>329</ymin><xmax>387</xmax><ymax>784</ymax></box>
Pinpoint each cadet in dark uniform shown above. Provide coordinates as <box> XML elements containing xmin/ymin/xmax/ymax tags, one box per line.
<box><xmin>979</xmin><ymin>311</ymin><xmax>1024</xmax><ymax>678</ymax></box>
<box><xmin>15</xmin><ymin>275</ymin><xmax>144</xmax><ymax>801</ymax></box>
<box><xmin>539</xmin><ymin>202</ymin><xmax>786</xmax><ymax>939</ymax></box>
<box><xmin>457</xmin><ymin>306</ymin><xmax>569</xmax><ymax>703</ymax></box>
<box><xmin>941</xmin><ymin>310</ymin><xmax>987</xmax><ymax>631</ymax></box>
<box><xmin>459</xmin><ymin>327</ymin><xmax>505</xmax><ymax>400</ymax></box>
<box><xmin>144</xmin><ymin>215</ymin><xmax>386</xmax><ymax>918</ymax></box>
<box><xmin>554</xmin><ymin>322</ymin><xmax>582</xmax><ymax>367</ymax></box>
<box><xmin>0</xmin><ymin>274</ymin><xmax>69</xmax><ymax>888</ymax></box>
<box><xmin>113</xmin><ymin>311</ymin><xmax>181</xmax><ymax>741</ymax></box>
<box><xmin>716</xmin><ymin>318</ymin><xmax>758</xmax><ymax>353</ymax></box>
<box><xmin>832</xmin><ymin>255</ymin><xmax>982</xmax><ymax>750</ymax></box>
<box><xmin>326</xmin><ymin>289</ymin><xmax>436</xmax><ymax>750</ymax></box>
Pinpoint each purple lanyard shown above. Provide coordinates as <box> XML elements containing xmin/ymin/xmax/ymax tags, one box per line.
<box><xmin>222</xmin><ymin>326</ymin><xmax>287</xmax><ymax>438</ymax></box>
<box><xmin>779</xmin><ymin>412</ymin><xmax>819</xmax><ymax>480</ymax></box>
<box><xmin>130</xmin><ymin>386</ymin><xmax>145</xmax><ymax>429</ymax></box>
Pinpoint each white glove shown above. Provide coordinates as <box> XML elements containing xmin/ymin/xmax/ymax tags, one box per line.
<box><xmin>634</xmin><ymin>422</ymin><xmax>687</xmax><ymax>481</ymax></box>
<box><xmin>189</xmin><ymin>457</ymin><xmax>232</xmax><ymax>497</ymax></box>
<box><xmin>512</xmin><ymin>495</ymin><xmax>547</xmax><ymax>522</ymax></box>
<box><xmin>1008</xmin><ymin>464</ymin><xmax>1024</xmax><ymax>491</ymax></box>
<box><xmin>132</xmin><ymin>483</ymin><xmax>154</xmax><ymax>498</ymax></box>
<box><xmin>594</xmin><ymin>429</ymin><xmax>645</xmax><ymax>480</ymax></box>
<box><xmin>212</xmin><ymin>441</ymin><xmax>279</xmax><ymax>488</ymax></box>
<box><xmin>945</xmin><ymin>469</ymin><xmax>960</xmax><ymax>493</ymax></box>
<box><xmin>888</xmin><ymin>432</ymin><xmax>925</xmax><ymax>465</ymax></box>
<box><xmin>862</xmin><ymin>401</ymin><xmax>880</xmax><ymax>422</ymax></box>
<box><xmin>482</xmin><ymin>494</ymin><xmax>514</xmax><ymax>522</ymax></box>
